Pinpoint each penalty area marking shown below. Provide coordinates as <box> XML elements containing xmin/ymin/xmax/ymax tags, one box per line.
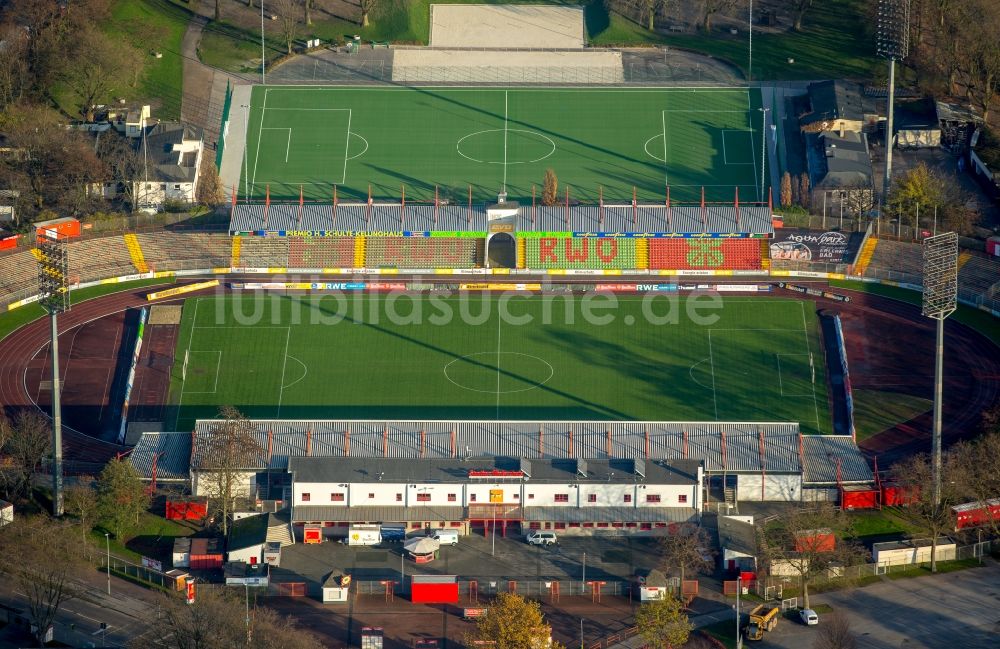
<box><xmin>444</xmin><ymin>351</ymin><xmax>555</xmax><ymax>395</ymax></box>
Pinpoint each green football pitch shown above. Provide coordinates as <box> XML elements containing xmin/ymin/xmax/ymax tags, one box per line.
<box><xmin>237</xmin><ymin>86</ymin><xmax>767</xmax><ymax>204</ymax></box>
<box><xmin>168</xmin><ymin>294</ymin><xmax>830</xmax><ymax>434</ymax></box>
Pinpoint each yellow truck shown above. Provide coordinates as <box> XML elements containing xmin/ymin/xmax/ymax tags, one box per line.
<box><xmin>743</xmin><ymin>604</ymin><xmax>780</xmax><ymax>641</ymax></box>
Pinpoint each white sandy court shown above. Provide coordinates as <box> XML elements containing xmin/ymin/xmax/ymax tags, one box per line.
<box><xmin>429</xmin><ymin>4</ymin><xmax>585</xmax><ymax>48</ymax></box>
<box><xmin>392</xmin><ymin>49</ymin><xmax>624</xmax><ymax>83</ymax></box>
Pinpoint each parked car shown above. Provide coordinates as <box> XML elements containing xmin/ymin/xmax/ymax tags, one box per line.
<box><xmin>799</xmin><ymin>609</ymin><xmax>819</xmax><ymax>626</ymax></box>
<box><xmin>526</xmin><ymin>531</ymin><xmax>557</xmax><ymax>546</ymax></box>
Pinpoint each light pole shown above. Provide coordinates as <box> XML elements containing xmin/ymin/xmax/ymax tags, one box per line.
<box><xmin>876</xmin><ymin>0</ymin><xmax>911</xmax><ymax>201</ymax></box>
<box><xmin>245</xmin><ymin>583</ymin><xmax>251</xmax><ymax>644</ymax></box>
<box><xmin>491</xmin><ymin>504</ymin><xmax>496</xmax><ymax>557</ymax></box>
<box><xmin>580</xmin><ymin>618</ymin><xmax>584</xmax><ymax>649</ymax></box>
<box><xmin>759</xmin><ymin>106</ymin><xmax>769</xmax><ymax>202</ymax></box>
<box><xmin>105</xmin><ymin>533</ymin><xmax>111</xmax><ymax>595</ymax></box>
<box><xmin>581</xmin><ymin>551</ymin><xmax>586</xmax><ymax>590</ymax></box>
<box><xmin>735</xmin><ymin>575</ymin><xmax>742</xmax><ymax>649</ymax></box>
<box><xmin>748</xmin><ymin>0</ymin><xmax>753</xmax><ymax>82</ymax></box>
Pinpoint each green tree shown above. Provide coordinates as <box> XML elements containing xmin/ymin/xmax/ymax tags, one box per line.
<box><xmin>197</xmin><ymin>159</ymin><xmax>226</xmax><ymax>207</ymax></box>
<box><xmin>466</xmin><ymin>592</ymin><xmax>561</xmax><ymax>649</ymax></box>
<box><xmin>780</xmin><ymin>172</ymin><xmax>793</xmax><ymax>208</ymax></box>
<box><xmin>886</xmin><ymin>163</ymin><xmax>948</xmax><ymax>227</ymax></box>
<box><xmin>635</xmin><ymin>593</ymin><xmax>692</xmax><ymax>649</ymax></box>
<box><xmin>97</xmin><ymin>458</ymin><xmax>150</xmax><ymax>540</ymax></box>
<box><xmin>542</xmin><ymin>169</ymin><xmax>558</xmax><ymax>206</ymax></box>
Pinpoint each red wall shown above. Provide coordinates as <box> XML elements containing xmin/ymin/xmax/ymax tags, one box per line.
<box><xmin>794</xmin><ymin>532</ymin><xmax>835</xmax><ymax>553</ymax></box>
<box><xmin>841</xmin><ymin>489</ymin><xmax>878</xmax><ymax>510</ymax></box>
<box><xmin>411</xmin><ymin>581</ymin><xmax>459</xmax><ymax>604</ymax></box>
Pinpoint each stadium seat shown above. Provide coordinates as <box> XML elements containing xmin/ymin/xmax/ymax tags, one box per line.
<box><xmin>648</xmin><ymin>239</ymin><xmax>762</xmax><ymax>271</ymax></box>
<box><xmin>287</xmin><ymin>237</ymin><xmax>355</xmax><ymax>269</ymax></box>
<box><xmin>865</xmin><ymin>239</ymin><xmax>922</xmax><ymax>279</ymax></box>
<box><xmin>523</xmin><ymin>238</ymin><xmax>636</xmax><ymax>269</ymax></box>
<box><xmin>136</xmin><ymin>233</ymin><xmax>233</xmax><ymax>270</ymax></box>
<box><xmin>67</xmin><ymin>237</ymin><xmax>136</xmax><ymax>283</ymax></box>
<box><xmin>239</xmin><ymin>236</ymin><xmax>290</xmax><ymax>268</ymax></box>
<box><xmin>364</xmin><ymin>237</ymin><xmax>479</xmax><ymax>268</ymax></box>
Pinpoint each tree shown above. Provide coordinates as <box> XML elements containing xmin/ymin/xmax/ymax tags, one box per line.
<box><xmin>304</xmin><ymin>0</ymin><xmax>313</xmax><ymax>26</ymax></box>
<box><xmin>466</xmin><ymin>592</ymin><xmax>560</xmax><ymax>649</ymax></box>
<box><xmin>96</xmin><ymin>130</ymin><xmax>144</xmax><ymax>211</ymax></box>
<box><xmin>199</xmin><ymin>407</ymin><xmax>266</xmax><ymax>536</ymax></box>
<box><xmin>359</xmin><ymin>0</ymin><xmax>378</xmax><ymax>27</ymax></box>
<box><xmin>97</xmin><ymin>458</ymin><xmax>150</xmax><ymax>540</ymax></box>
<box><xmin>756</xmin><ymin>503</ymin><xmax>867</xmax><ymax>609</ymax></box>
<box><xmin>889</xmin><ymin>450</ymin><xmax>965</xmax><ymax>572</ymax></box>
<box><xmin>542</xmin><ymin>169</ymin><xmax>558</xmax><ymax>206</ymax></box>
<box><xmin>60</xmin><ymin>25</ymin><xmax>142</xmax><ymax>122</ymax></box>
<box><xmin>798</xmin><ymin>173</ymin><xmax>811</xmax><ymax>209</ymax></box>
<box><xmin>698</xmin><ymin>0</ymin><xmax>738</xmax><ymax>32</ymax></box>
<box><xmin>812</xmin><ymin>611</ymin><xmax>857</xmax><ymax>649</ymax></box>
<box><xmin>64</xmin><ymin>476</ymin><xmax>99</xmax><ymax>554</ymax></box>
<box><xmin>780</xmin><ymin>171</ymin><xmax>793</xmax><ymax>208</ymax></box>
<box><xmin>952</xmin><ymin>431</ymin><xmax>1000</xmax><ymax>537</ymax></box>
<box><xmin>634</xmin><ymin>0</ymin><xmax>668</xmax><ymax>31</ymax></box>
<box><xmin>0</xmin><ymin>516</ymin><xmax>87</xmax><ymax>646</ymax></box>
<box><xmin>196</xmin><ymin>159</ymin><xmax>226</xmax><ymax>207</ymax></box>
<box><xmin>272</xmin><ymin>0</ymin><xmax>300</xmax><ymax>54</ymax></box>
<box><xmin>792</xmin><ymin>0</ymin><xmax>813</xmax><ymax>32</ymax></box>
<box><xmin>956</xmin><ymin>0</ymin><xmax>1000</xmax><ymax>121</ymax></box>
<box><xmin>634</xmin><ymin>593</ymin><xmax>692</xmax><ymax>649</ymax></box>
<box><xmin>659</xmin><ymin>523</ymin><xmax>714</xmax><ymax>583</ymax></box>
<box><xmin>0</xmin><ymin>410</ymin><xmax>51</xmax><ymax>503</ymax></box>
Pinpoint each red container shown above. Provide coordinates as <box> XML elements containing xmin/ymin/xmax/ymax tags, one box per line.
<box><xmin>166</xmin><ymin>498</ymin><xmax>209</xmax><ymax>521</ymax></box>
<box><xmin>840</xmin><ymin>486</ymin><xmax>878</xmax><ymax>510</ymax></box>
<box><xmin>188</xmin><ymin>538</ymin><xmax>223</xmax><ymax>570</ymax></box>
<box><xmin>952</xmin><ymin>499</ymin><xmax>1000</xmax><ymax>530</ymax></box>
<box><xmin>986</xmin><ymin>237</ymin><xmax>1000</xmax><ymax>257</ymax></box>
<box><xmin>34</xmin><ymin>217</ymin><xmax>81</xmax><ymax>241</ymax></box>
<box><xmin>0</xmin><ymin>231</ymin><xmax>18</xmax><ymax>251</ymax></box>
<box><xmin>303</xmin><ymin>525</ymin><xmax>322</xmax><ymax>544</ymax></box>
<box><xmin>882</xmin><ymin>484</ymin><xmax>919</xmax><ymax>506</ymax></box>
<box><xmin>794</xmin><ymin>529</ymin><xmax>835</xmax><ymax>553</ymax></box>
<box><xmin>410</xmin><ymin>576</ymin><xmax>459</xmax><ymax>604</ymax></box>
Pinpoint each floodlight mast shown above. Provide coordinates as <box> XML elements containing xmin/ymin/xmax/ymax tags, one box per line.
<box><xmin>36</xmin><ymin>229</ymin><xmax>69</xmax><ymax>516</ymax></box>
<box><xmin>922</xmin><ymin>233</ymin><xmax>957</xmax><ymax>507</ymax></box>
<box><xmin>876</xmin><ymin>0</ymin><xmax>911</xmax><ymax>202</ymax></box>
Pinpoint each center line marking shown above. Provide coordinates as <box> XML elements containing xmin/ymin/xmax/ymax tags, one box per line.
<box><xmin>503</xmin><ymin>90</ymin><xmax>509</xmax><ymax>191</ymax></box>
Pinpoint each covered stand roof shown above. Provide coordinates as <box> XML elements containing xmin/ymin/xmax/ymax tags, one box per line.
<box><xmin>228</xmin><ymin>203</ymin><xmax>774</xmax><ymax>236</ymax></box>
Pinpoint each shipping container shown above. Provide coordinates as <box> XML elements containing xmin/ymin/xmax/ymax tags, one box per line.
<box><xmin>303</xmin><ymin>524</ymin><xmax>323</xmax><ymax>544</ymax></box>
<box><xmin>189</xmin><ymin>538</ymin><xmax>223</xmax><ymax>570</ymax></box>
<box><xmin>33</xmin><ymin>217</ymin><xmax>81</xmax><ymax>241</ymax></box>
<box><xmin>0</xmin><ymin>231</ymin><xmax>18</xmax><ymax>252</ymax></box>
<box><xmin>873</xmin><ymin>538</ymin><xmax>956</xmax><ymax>565</ymax></box>
<box><xmin>793</xmin><ymin>529</ymin><xmax>835</xmax><ymax>553</ymax></box>
<box><xmin>166</xmin><ymin>497</ymin><xmax>209</xmax><ymax>521</ymax></box>
<box><xmin>410</xmin><ymin>575</ymin><xmax>459</xmax><ymax>604</ymax></box>
<box><xmin>840</xmin><ymin>485</ymin><xmax>878</xmax><ymax>510</ymax></box>
<box><xmin>172</xmin><ymin>537</ymin><xmax>191</xmax><ymax>568</ymax></box>
<box><xmin>952</xmin><ymin>498</ymin><xmax>1000</xmax><ymax>531</ymax></box>
<box><xmin>881</xmin><ymin>483</ymin><xmax>919</xmax><ymax>506</ymax></box>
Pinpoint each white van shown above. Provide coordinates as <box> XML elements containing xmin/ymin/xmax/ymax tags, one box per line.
<box><xmin>432</xmin><ymin>529</ymin><xmax>459</xmax><ymax>546</ymax></box>
<box><xmin>345</xmin><ymin>524</ymin><xmax>381</xmax><ymax>546</ymax></box>
<box><xmin>526</xmin><ymin>531</ymin><xmax>557</xmax><ymax>546</ymax></box>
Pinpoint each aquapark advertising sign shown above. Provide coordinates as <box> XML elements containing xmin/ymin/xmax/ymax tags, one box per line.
<box><xmin>769</xmin><ymin>229</ymin><xmax>855</xmax><ymax>263</ymax></box>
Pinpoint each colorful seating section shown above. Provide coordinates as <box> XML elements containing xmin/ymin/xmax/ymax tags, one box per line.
<box><xmin>364</xmin><ymin>237</ymin><xmax>479</xmax><ymax>268</ymax></box>
<box><xmin>287</xmin><ymin>237</ymin><xmax>355</xmax><ymax>268</ymax></box>
<box><xmin>136</xmin><ymin>233</ymin><xmax>232</xmax><ymax>270</ymax></box>
<box><xmin>648</xmin><ymin>239</ymin><xmax>763</xmax><ymax>270</ymax></box>
<box><xmin>865</xmin><ymin>239</ymin><xmax>922</xmax><ymax>279</ymax></box>
<box><xmin>524</xmin><ymin>238</ymin><xmax>636</xmax><ymax>269</ymax></box>
<box><xmin>238</xmin><ymin>236</ymin><xmax>290</xmax><ymax>268</ymax></box>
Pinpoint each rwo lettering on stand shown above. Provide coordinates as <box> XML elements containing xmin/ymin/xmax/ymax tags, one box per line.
<box><xmin>538</xmin><ymin>238</ymin><xmax>620</xmax><ymax>263</ymax></box>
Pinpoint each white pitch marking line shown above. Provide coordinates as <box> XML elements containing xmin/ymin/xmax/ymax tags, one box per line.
<box><xmin>495</xmin><ymin>312</ymin><xmax>502</xmax><ymax>418</ymax></box>
<box><xmin>707</xmin><ymin>330</ymin><xmax>719</xmax><ymax>421</ymax></box>
<box><xmin>801</xmin><ymin>301</ymin><xmax>822</xmax><ymax>433</ymax></box>
<box><xmin>342</xmin><ymin>109</ymin><xmax>352</xmax><ymax>186</ymax></box>
<box><xmin>262</xmin><ymin>127</ymin><xmax>292</xmax><ymax>162</ymax></box>
<box><xmin>277</xmin><ymin>326</ymin><xmax>291</xmax><ymax>418</ymax></box>
<box><xmin>173</xmin><ymin>297</ymin><xmax>200</xmax><ymax>431</ymax></box>
<box><xmin>503</xmin><ymin>90</ymin><xmax>509</xmax><ymax>190</ymax></box>
<box><xmin>250</xmin><ymin>88</ymin><xmax>269</xmax><ymax>198</ymax></box>
<box><xmin>182</xmin><ymin>350</ymin><xmax>222</xmax><ymax>394</ymax></box>
<box><xmin>283</xmin><ymin>355</ymin><xmax>308</xmax><ymax>389</ymax></box>
<box><xmin>775</xmin><ymin>353</ymin><xmax>813</xmax><ymax>397</ymax></box>
<box><xmin>661</xmin><ymin>109</ymin><xmax>669</xmax><ymax>186</ymax></box>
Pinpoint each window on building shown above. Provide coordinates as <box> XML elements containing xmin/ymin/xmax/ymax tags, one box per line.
<box><xmin>596</xmin><ymin>523</ymin><xmax>609</xmax><ymax>528</ymax></box>
<box><xmin>368</xmin><ymin>493</ymin><xmax>375</xmax><ymax>499</ymax></box>
<box><xmin>396</xmin><ymin>493</ymin><xmax>403</xmax><ymax>502</ymax></box>
<box><xmin>512</xmin><ymin>494</ymin><xmax>519</xmax><ymax>500</ymax></box>
<box><xmin>587</xmin><ymin>494</ymin><xmax>597</xmax><ymax>503</ymax></box>
<box><xmin>623</xmin><ymin>494</ymin><xmax>632</xmax><ymax>503</ymax></box>
<box><xmin>678</xmin><ymin>494</ymin><xmax>688</xmax><ymax>504</ymax></box>
<box><xmin>529</xmin><ymin>522</ymin><xmax>541</xmax><ymax>529</ymax></box>
<box><xmin>528</xmin><ymin>493</ymin><xmax>535</xmax><ymax>500</ymax></box>
<box><xmin>582</xmin><ymin>522</ymin><xmax>594</xmax><ymax>528</ymax></box>
<box><xmin>469</xmin><ymin>494</ymin><xmax>477</xmax><ymax>502</ymax></box>
<box><xmin>174</xmin><ymin>184</ymin><xmax>181</xmax><ymax>189</ymax></box>
<box><xmin>301</xmin><ymin>493</ymin><xmax>311</xmax><ymax>502</ymax></box>
<box><xmin>447</xmin><ymin>493</ymin><xmax>456</xmax><ymax>502</ymax></box>
<box><xmin>646</xmin><ymin>494</ymin><xmax>661</xmax><ymax>503</ymax></box>
<box><xmin>416</xmin><ymin>493</ymin><xmax>431</xmax><ymax>502</ymax></box>
<box><xmin>554</xmin><ymin>494</ymin><xmax>569</xmax><ymax>503</ymax></box>
<box><xmin>330</xmin><ymin>493</ymin><xmax>345</xmax><ymax>502</ymax></box>
<box><xmin>554</xmin><ymin>522</ymin><xmax>566</xmax><ymax>530</ymax></box>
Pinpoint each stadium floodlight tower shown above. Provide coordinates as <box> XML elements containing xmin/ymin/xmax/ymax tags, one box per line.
<box><xmin>922</xmin><ymin>232</ymin><xmax>957</xmax><ymax>506</ymax></box>
<box><xmin>36</xmin><ymin>228</ymin><xmax>70</xmax><ymax>516</ymax></box>
<box><xmin>876</xmin><ymin>0</ymin><xmax>910</xmax><ymax>201</ymax></box>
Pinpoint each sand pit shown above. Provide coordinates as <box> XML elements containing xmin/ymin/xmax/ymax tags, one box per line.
<box><xmin>429</xmin><ymin>4</ymin><xmax>585</xmax><ymax>48</ymax></box>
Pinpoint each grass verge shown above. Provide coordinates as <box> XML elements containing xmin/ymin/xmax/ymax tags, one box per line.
<box><xmin>827</xmin><ymin>279</ymin><xmax>1000</xmax><ymax>347</ymax></box>
<box><xmin>0</xmin><ymin>277</ymin><xmax>176</xmax><ymax>343</ymax></box>
<box><xmin>851</xmin><ymin>389</ymin><xmax>932</xmax><ymax>442</ymax></box>
<box><xmin>91</xmin><ymin>512</ymin><xmax>195</xmax><ymax>563</ymax></box>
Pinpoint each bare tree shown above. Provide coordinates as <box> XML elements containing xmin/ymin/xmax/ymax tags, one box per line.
<box><xmin>199</xmin><ymin>407</ymin><xmax>266</xmax><ymax>536</ymax></box>
<box><xmin>196</xmin><ymin>158</ymin><xmax>226</xmax><ymax>207</ymax></box>
<box><xmin>812</xmin><ymin>611</ymin><xmax>857</xmax><ymax>649</ymax></box>
<box><xmin>957</xmin><ymin>0</ymin><xmax>1000</xmax><ymax>121</ymax></box>
<box><xmin>63</xmin><ymin>476</ymin><xmax>99</xmax><ymax>555</ymax></box>
<box><xmin>60</xmin><ymin>25</ymin><xmax>143</xmax><ymax>122</ymax></box>
<box><xmin>271</xmin><ymin>0</ymin><xmax>300</xmax><ymax>54</ymax></box>
<box><xmin>889</xmin><ymin>450</ymin><xmax>965</xmax><ymax>572</ymax></box>
<box><xmin>780</xmin><ymin>171</ymin><xmax>794</xmax><ymax>208</ymax></box>
<box><xmin>304</xmin><ymin>0</ymin><xmax>313</xmax><ymax>26</ymax></box>
<box><xmin>798</xmin><ymin>173</ymin><xmax>811</xmax><ymax>209</ymax></box>
<box><xmin>792</xmin><ymin>0</ymin><xmax>813</xmax><ymax>31</ymax></box>
<box><xmin>756</xmin><ymin>503</ymin><xmax>867</xmax><ymax>609</ymax></box>
<box><xmin>359</xmin><ymin>0</ymin><xmax>379</xmax><ymax>27</ymax></box>
<box><xmin>952</xmin><ymin>431</ymin><xmax>1000</xmax><ymax>537</ymax></box>
<box><xmin>0</xmin><ymin>410</ymin><xmax>51</xmax><ymax>503</ymax></box>
<box><xmin>0</xmin><ymin>517</ymin><xmax>87</xmax><ymax>646</ymax></box>
<box><xmin>697</xmin><ymin>0</ymin><xmax>738</xmax><ymax>32</ymax></box>
<box><xmin>631</xmin><ymin>0</ymin><xmax>668</xmax><ymax>31</ymax></box>
<box><xmin>542</xmin><ymin>169</ymin><xmax>558</xmax><ymax>206</ymax></box>
<box><xmin>658</xmin><ymin>523</ymin><xmax>714</xmax><ymax>583</ymax></box>
<box><xmin>96</xmin><ymin>131</ymin><xmax>144</xmax><ymax>211</ymax></box>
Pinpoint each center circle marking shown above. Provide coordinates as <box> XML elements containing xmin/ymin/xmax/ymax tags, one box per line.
<box><xmin>456</xmin><ymin>129</ymin><xmax>557</xmax><ymax>165</ymax></box>
<box><xmin>444</xmin><ymin>351</ymin><xmax>555</xmax><ymax>394</ymax></box>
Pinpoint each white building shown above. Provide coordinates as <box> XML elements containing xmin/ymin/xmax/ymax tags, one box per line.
<box><xmin>288</xmin><ymin>456</ymin><xmax>703</xmax><ymax>538</ymax></box>
<box><xmin>226</xmin><ymin>512</ymin><xmax>294</xmax><ymax>564</ymax></box>
<box><xmin>133</xmin><ymin>122</ymin><xmax>205</xmax><ymax>210</ymax></box>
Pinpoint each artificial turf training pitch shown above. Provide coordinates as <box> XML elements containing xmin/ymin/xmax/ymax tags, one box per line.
<box><xmin>238</xmin><ymin>86</ymin><xmax>766</xmax><ymax>204</ymax></box>
<box><xmin>168</xmin><ymin>295</ymin><xmax>830</xmax><ymax>434</ymax></box>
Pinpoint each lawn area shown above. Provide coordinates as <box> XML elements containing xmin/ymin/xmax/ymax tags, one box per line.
<box><xmin>0</xmin><ymin>277</ymin><xmax>176</xmax><ymax>343</ymax></box>
<box><xmin>107</xmin><ymin>0</ymin><xmax>190</xmax><ymax>119</ymax></box>
<box><xmin>851</xmin><ymin>389</ymin><xmax>932</xmax><ymax>441</ymax></box>
<box><xmin>699</xmin><ymin>621</ymin><xmax>738</xmax><ymax>649</ymax></box>
<box><xmin>847</xmin><ymin>508</ymin><xmax>914</xmax><ymax>542</ymax></box>
<box><xmin>92</xmin><ymin>512</ymin><xmax>195</xmax><ymax>563</ymax></box>
<box><xmin>828</xmin><ymin>279</ymin><xmax>1000</xmax><ymax>347</ymax></box>
<box><xmin>168</xmin><ymin>294</ymin><xmax>830</xmax><ymax>432</ymax></box>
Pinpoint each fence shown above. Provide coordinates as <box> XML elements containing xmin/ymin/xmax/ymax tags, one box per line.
<box><xmin>217</xmin><ymin>80</ymin><xmax>233</xmax><ymax>169</ymax></box>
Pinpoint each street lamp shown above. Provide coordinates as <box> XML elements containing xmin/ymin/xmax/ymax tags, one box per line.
<box><xmin>105</xmin><ymin>533</ymin><xmax>111</xmax><ymax>595</ymax></box>
<box><xmin>735</xmin><ymin>575</ymin><xmax>743</xmax><ymax>649</ymax></box>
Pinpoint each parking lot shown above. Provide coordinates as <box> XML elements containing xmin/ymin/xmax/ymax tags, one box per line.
<box><xmin>272</xmin><ymin>531</ymin><xmax>666</xmax><ymax>597</ymax></box>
